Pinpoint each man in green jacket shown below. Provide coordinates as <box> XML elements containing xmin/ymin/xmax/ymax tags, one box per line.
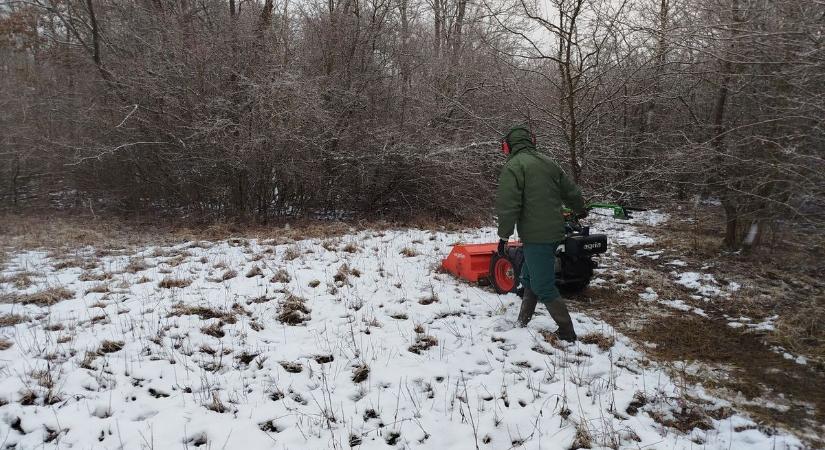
<box><xmin>495</xmin><ymin>126</ymin><xmax>587</xmax><ymax>342</ymax></box>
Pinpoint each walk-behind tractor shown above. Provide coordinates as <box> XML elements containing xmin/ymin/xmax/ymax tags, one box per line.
<box><xmin>442</xmin><ymin>214</ymin><xmax>608</xmax><ymax>296</ymax></box>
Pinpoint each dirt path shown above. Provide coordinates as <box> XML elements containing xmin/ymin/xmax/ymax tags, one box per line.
<box><xmin>570</xmin><ymin>222</ymin><xmax>825</xmax><ymax>448</ymax></box>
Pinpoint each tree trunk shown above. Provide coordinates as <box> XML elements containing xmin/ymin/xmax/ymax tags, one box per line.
<box><xmin>453</xmin><ymin>0</ymin><xmax>467</xmax><ymax>59</ymax></box>
<box><xmin>433</xmin><ymin>0</ymin><xmax>442</xmax><ymax>57</ymax></box>
<box><xmin>259</xmin><ymin>0</ymin><xmax>274</xmax><ymax>31</ymax></box>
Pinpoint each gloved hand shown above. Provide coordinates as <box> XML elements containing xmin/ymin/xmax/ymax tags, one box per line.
<box><xmin>576</xmin><ymin>209</ymin><xmax>589</xmax><ymax>220</ymax></box>
<box><xmin>497</xmin><ymin>239</ymin><xmax>507</xmax><ymax>257</ymax></box>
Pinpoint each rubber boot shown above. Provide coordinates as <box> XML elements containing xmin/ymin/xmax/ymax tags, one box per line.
<box><xmin>518</xmin><ymin>288</ymin><xmax>539</xmax><ymax>327</ymax></box>
<box><xmin>546</xmin><ymin>299</ymin><xmax>577</xmax><ymax>342</ymax></box>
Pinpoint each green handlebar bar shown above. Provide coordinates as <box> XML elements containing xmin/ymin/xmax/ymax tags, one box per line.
<box><xmin>563</xmin><ymin>202</ymin><xmax>633</xmax><ymax>219</ymax></box>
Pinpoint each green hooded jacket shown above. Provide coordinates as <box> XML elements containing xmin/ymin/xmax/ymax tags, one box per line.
<box><xmin>496</xmin><ymin>127</ymin><xmax>586</xmax><ymax>243</ymax></box>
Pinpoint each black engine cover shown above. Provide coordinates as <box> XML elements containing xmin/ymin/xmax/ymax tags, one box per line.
<box><xmin>564</xmin><ymin>234</ymin><xmax>608</xmax><ymax>257</ymax></box>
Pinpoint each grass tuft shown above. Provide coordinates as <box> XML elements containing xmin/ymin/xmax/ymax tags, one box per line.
<box><xmin>352</xmin><ymin>364</ymin><xmax>370</xmax><ymax>383</ymax></box>
<box><xmin>98</xmin><ymin>340</ymin><xmax>124</xmax><ymax>354</ymax></box>
<box><xmin>0</xmin><ymin>314</ymin><xmax>27</xmax><ymax>327</ymax></box>
<box><xmin>408</xmin><ymin>334</ymin><xmax>438</xmax><ymax>354</ymax></box>
<box><xmin>15</xmin><ymin>287</ymin><xmax>75</xmax><ymax>306</ymax></box>
<box><xmin>572</xmin><ymin>422</ymin><xmax>593</xmax><ymax>449</ymax></box>
<box><xmin>124</xmin><ymin>259</ymin><xmax>151</xmax><ymax>273</ymax></box>
<box><xmin>276</xmin><ymin>295</ymin><xmax>310</xmax><ymax>325</ymax></box>
<box><xmin>580</xmin><ymin>332</ymin><xmax>615</xmax><ymax>351</ymax></box>
<box><xmin>270</xmin><ymin>268</ymin><xmax>291</xmax><ymax>283</ymax></box>
<box><xmin>158</xmin><ymin>277</ymin><xmax>192</xmax><ymax>289</ymax></box>
<box><xmin>78</xmin><ymin>271</ymin><xmax>112</xmax><ymax>282</ymax></box>
<box><xmin>201</xmin><ymin>322</ymin><xmax>226</xmax><ymax>338</ymax></box>
<box><xmin>85</xmin><ymin>283</ymin><xmax>110</xmax><ymax>294</ymax></box>
<box><xmin>168</xmin><ymin>303</ymin><xmax>236</xmax><ymax>322</ymax></box>
<box><xmin>218</xmin><ymin>269</ymin><xmax>237</xmax><ymax>281</ymax></box>
<box><xmin>283</xmin><ymin>246</ymin><xmax>301</xmax><ymax>261</ymax></box>
<box><xmin>0</xmin><ymin>271</ymin><xmax>34</xmax><ymax>288</ymax></box>
<box><xmin>279</xmin><ymin>361</ymin><xmax>303</xmax><ymax>373</ymax></box>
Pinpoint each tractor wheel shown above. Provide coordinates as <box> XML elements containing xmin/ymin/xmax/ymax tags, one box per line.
<box><xmin>489</xmin><ymin>254</ymin><xmax>517</xmax><ymax>294</ymax></box>
<box><xmin>558</xmin><ymin>279</ymin><xmax>590</xmax><ymax>295</ymax></box>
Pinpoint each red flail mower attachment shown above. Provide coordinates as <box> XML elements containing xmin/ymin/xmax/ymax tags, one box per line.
<box><xmin>441</xmin><ymin>241</ymin><xmax>522</xmax><ymax>292</ymax></box>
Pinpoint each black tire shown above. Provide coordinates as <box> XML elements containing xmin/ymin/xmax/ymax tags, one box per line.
<box><xmin>558</xmin><ymin>279</ymin><xmax>590</xmax><ymax>295</ymax></box>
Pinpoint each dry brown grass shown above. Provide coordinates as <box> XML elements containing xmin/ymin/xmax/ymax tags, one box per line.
<box><xmin>201</xmin><ymin>322</ymin><xmax>226</xmax><ymax>338</ymax></box>
<box><xmin>85</xmin><ymin>284</ymin><xmax>110</xmax><ymax>294</ymax></box>
<box><xmin>283</xmin><ymin>246</ymin><xmax>301</xmax><ymax>261</ymax></box>
<box><xmin>98</xmin><ymin>340</ymin><xmax>124</xmax><ymax>354</ymax></box>
<box><xmin>0</xmin><ymin>338</ymin><xmax>12</xmax><ymax>350</ymax></box>
<box><xmin>399</xmin><ymin>247</ymin><xmax>418</xmax><ymax>257</ymax></box>
<box><xmin>0</xmin><ymin>314</ymin><xmax>27</xmax><ymax>327</ymax></box>
<box><xmin>245</xmin><ymin>266</ymin><xmax>263</xmax><ymax>278</ymax></box>
<box><xmin>206</xmin><ymin>392</ymin><xmax>227</xmax><ymax>414</ymax></box>
<box><xmin>572</xmin><ymin>423</ymin><xmax>592</xmax><ymax>449</ymax></box>
<box><xmin>9</xmin><ymin>287</ymin><xmax>75</xmax><ymax>306</ymax></box>
<box><xmin>540</xmin><ymin>330</ymin><xmax>566</xmax><ymax>350</ymax></box>
<box><xmin>216</xmin><ymin>269</ymin><xmax>237</xmax><ymax>281</ymax></box>
<box><xmin>352</xmin><ymin>364</ymin><xmax>370</xmax><ymax>383</ymax></box>
<box><xmin>649</xmin><ymin>401</ymin><xmax>714</xmax><ymax>434</ymax></box>
<box><xmin>78</xmin><ymin>271</ymin><xmax>112</xmax><ymax>282</ymax></box>
<box><xmin>634</xmin><ymin>207</ymin><xmax>825</xmax><ymax>369</ymax></box>
<box><xmin>612</xmin><ymin>311</ymin><xmax>825</xmax><ymax>444</ymax></box>
<box><xmin>168</xmin><ymin>303</ymin><xmax>235</xmax><ymax>322</ymax></box>
<box><xmin>0</xmin><ymin>214</ymin><xmax>400</xmax><ymax>259</ymax></box>
<box><xmin>580</xmin><ymin>332</ymin><xmax>615</xmax><ymax>351</ymax></box>
<box><xmin>276</xmin><ymin>295</ymin><xmax>310</xmax><ymax>325</ymax></box>
<box><xmin>314</xmin><ymin>354</ymin><xmax>334</xmax><ymax>364</ymax></box>
<box><xmin>270</xmin><ymin>269</ymin><xmax>291</xmax><ymax>283</ymax></box>
<box><xmin>772</xmin><ymin>298</ymin><xmax>824</xmax><ymax>368</ymax></box>
<box><xmin>418</xmin><ymin>293</ymin><xmax>439</xmax><ymax>305</ymax></box>
<box><xmin>408</xmin><ymin>334</ymin><xmax>438</xmax><ymax>354</ymax></box>
<box><xmin>0</xmin><ymin>212</ymin><xmax>479</xmax><ymax>260</ymax></box>
<box><xmin>124</xmin><ymin>258</ymin><xmax>152</xmax><ymax>273</ymax></box>
<box><xmin>157</xmin><ymin>277</ymin><xmax>192</xmax><ymax>289</ymax></box>
<box><xmin>333</xmin><ymin>264</ymin><xmax>354</xmax><ymax>286</ymax></box>
<box><xmin>279</xmin><ymin>361</ymin><xmax>303</xmax><ymax>373</ymax></box>
<box><xmin>0</xmin><ymin>271</ymin><xmax>35</xmax><ymax>289</ymax></box>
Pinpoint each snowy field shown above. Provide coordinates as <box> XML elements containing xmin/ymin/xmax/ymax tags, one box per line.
<box><xmin>0</xmin><ymin>212</ymin><xmax>804</xmax><ymax>449</ymax></box>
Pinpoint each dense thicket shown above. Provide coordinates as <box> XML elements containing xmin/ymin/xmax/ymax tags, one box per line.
<box><xmin>1</xmin><ymin>0</ymin><xmax>823</xmax><ymax>247</ymax></box>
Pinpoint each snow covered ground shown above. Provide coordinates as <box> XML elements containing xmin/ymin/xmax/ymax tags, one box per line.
<box><xmin>0</xmin><ymin>212</ymin><xmax>804</xmax><ymax>449</ymax></box>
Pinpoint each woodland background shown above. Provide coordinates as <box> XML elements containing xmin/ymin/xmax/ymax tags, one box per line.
<box><xmin>1</xmin><ymin>0</ymin><xmax>823</xmax><ymax>248</ymax></box>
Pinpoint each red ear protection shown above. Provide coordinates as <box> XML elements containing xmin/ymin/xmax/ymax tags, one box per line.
<box><xmin>501</xmin><ymin>129</ymin><xmax>535</xmax><ymax>155</ymax></box>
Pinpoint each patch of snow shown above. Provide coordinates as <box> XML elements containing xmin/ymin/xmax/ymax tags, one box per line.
<box><xmin>748</xmin><ymin>315</ymin><xmax>778</xmax><ymax>332</ymax></box>
<box><xmin>635</xmin><ymin>249</ymin><xmax>662</xmax><ymax>259</ymax></box>
<box><xmin>639</xmin><ymin>287</ymin><xmax>658</xmax><ymax>302</ymax></box>
<box><xmin>659</xmin><ymin>299</ymin><xmax>708</xmax><ymax>317</ymax></box>
<box><xmin>660</xmin><ymin>299</ymin><xmax>692</xmax><ymax>312</ymax></box>
<box><xmin>0</xmin><ymin>216</ymin><xmax>804</xmax><ymax>450</ymax></box>
<box><xmin>590</xmin><ymin>277</ymin><xmax>607</xmax><ymax>286</ymax></box>
<box><xmin>666</xmin><ymin>259</ymin><xmax>687</xmax><ymax>267</ymax></box>
<box><xmin>588</xmin><ymin>209</ymin><xmax>656</xmax><ymax>247</ymax></box>
<box><xmin>674</xmin><ymin>271</ymin><xmax>725</xmax><ymax>297</ymax></box>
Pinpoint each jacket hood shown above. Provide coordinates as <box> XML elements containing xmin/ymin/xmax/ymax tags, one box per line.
<box><xmin>505</xmin><ymin>126</ymin><xmax>534</xmax><ymax>156</ymax></box>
